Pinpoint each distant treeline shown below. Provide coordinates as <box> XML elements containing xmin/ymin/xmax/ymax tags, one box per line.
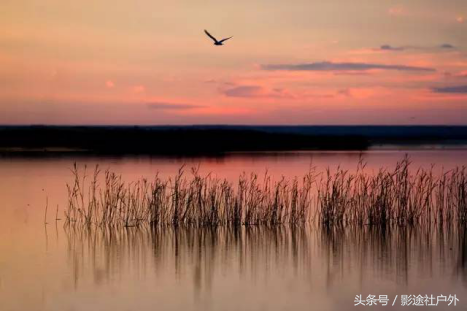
<box><xmin>0</xmin><ymin>125</ymin><xmax>466</xmax><ymax>154</ymax></box>
<box><xmin>0</xmin><ymin>126</ymin><xmax>369</xmax><ymax>154</ymax></box>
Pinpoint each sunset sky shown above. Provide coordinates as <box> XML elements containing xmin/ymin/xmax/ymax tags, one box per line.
<box><xmin>1</xmin><ymin>0</ymin><xmax>467</xmax><ymax>125</ymax></box>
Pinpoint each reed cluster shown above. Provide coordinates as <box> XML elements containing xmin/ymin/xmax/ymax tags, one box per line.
<box><xmin>318</xmin><ymin>159</ymin><xmax>467</xmax><ymax>226</ymax></box>
<box><xmin>65</xmin><ymin>158</ymin><xmax>467</xmax><ymax>227</ymax></box>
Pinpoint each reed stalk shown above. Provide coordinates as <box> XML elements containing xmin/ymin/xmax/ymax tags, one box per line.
<box><xmin>64</xmin><ymin>157</ymin><xmax>467</xmax><ymax>227</ymax></box>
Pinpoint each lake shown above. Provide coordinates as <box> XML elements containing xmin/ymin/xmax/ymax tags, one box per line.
<box><xmin>1</xmin><ymin>150</ymin><xmax>466</xmax><ymax>310</ymax></box>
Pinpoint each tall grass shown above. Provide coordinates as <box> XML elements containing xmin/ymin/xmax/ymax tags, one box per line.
<box><xmin>65</xmin><ymin>157</ymin><xmax>467</xmax><ymax>227</ymax></box>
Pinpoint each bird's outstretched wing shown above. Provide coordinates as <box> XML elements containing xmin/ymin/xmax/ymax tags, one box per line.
<box><xmin>219</xmin><ymin>36</ymin><xmax>233</xmax><ymax>43</ymax></box>
<box><xmin>204</xmin><ymin>30</ymin><xmax>218</xmax><ymax>43</ymax></box>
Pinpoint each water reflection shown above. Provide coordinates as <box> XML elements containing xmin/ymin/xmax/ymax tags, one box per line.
<box><xmin>64</xmin><ymin>224</ymin><xmax>467</xmax><ymax>295</ymax></box>
<box><xmin>2</xmin><ymin>152</ymin><xmax>467</xmax><ymax>311</ymax></box>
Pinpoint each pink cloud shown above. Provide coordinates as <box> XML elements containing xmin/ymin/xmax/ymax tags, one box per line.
<box><xmin>445</xmin><ymin>71</ymin><xmax>467</xmax><ymax>79</ymax></box>
<box><xmin>132</xmin><ymin>85</ymin><xmax>145</xmax><ymax>93</ymax></box>
<box><xmin>105</xmin><ymin>80</ymin><xmax>115</xmax><ymax>88</ymax></box>
<box><xmin>388</xmin><ymin>5</ymin><xmax>407</xmax><ymax>16</ymax></box>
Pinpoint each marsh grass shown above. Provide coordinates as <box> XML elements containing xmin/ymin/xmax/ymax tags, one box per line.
<box><xmin>65</xmin><ymin>157</ymin><xmax>467</xmax><ymax>227</ymax></box>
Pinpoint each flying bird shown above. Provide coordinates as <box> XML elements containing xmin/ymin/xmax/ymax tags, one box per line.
<box><xmin>204</xmin><ymin>30</ymin><xmax>233</xmax><ymax>46</ymax></box>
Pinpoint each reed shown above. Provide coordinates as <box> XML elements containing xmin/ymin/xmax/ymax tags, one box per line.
<box><xmin>64</xmin><ymin>157</ymin><xmax>467</xmax><ymax>227</ymax></box>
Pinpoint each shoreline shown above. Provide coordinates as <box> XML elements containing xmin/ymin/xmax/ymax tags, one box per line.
<box><xmin>1</xmin><ymin>125</ymin><xmax>467</xmax><ymax>155</ymax></box>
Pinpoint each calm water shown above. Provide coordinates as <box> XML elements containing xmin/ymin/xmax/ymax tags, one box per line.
<box><xmin>1</xmin><ymin>150</ymin><xmax>467</xmax><ymax>311</ymax></box>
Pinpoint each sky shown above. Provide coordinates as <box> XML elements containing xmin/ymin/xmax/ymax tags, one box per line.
<box><xmin>1</xmin><ymin>0</ymin><xmax>467</xmax><ymax>125</ymax></box>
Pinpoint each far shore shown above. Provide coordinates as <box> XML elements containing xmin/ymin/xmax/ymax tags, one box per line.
<box><xmin>1</xmin><ymin>125</ymin><xmax>466</xmax><ymax>155</ymax></box>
